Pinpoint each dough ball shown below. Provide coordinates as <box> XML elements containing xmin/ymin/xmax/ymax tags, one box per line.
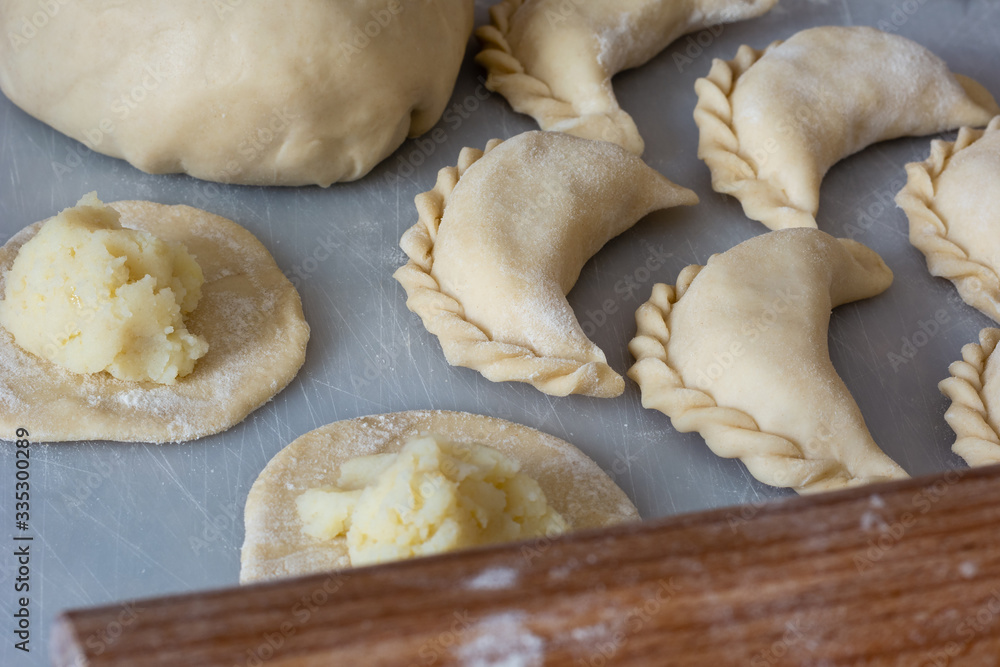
<box><xmin>0</xmin><ymin>0</ymin><xmax>474</xmax><ymax>186</ymax></box>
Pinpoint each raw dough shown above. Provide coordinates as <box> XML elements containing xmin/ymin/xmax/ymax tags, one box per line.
<box><xmin>297</xmin><ymin>433</ymin><xmax>567</xmax><ymax>567</ymax></box>
<box><xmin>0</xmin><ymin>193</ymin><xmax>208</xmax><ymax>384</ymax></box>
<box><xmin>393</xmin><ymin>131</ymin><xmax>698</xmax><ymax>398</ymax></box>
<box><xmin>939</xmin><ymin>328</ymin><xmax>1000</xmax><ymax>467</ymax></box>
<box><xmin>0</xmin><ymin>0</ymin><xmax>473</xmax><ymax>186</ymax></box>
<box><xmin>694</xmin><ymin>26</ymin><xmax>1000</xmax><ymax>230</ymax></box>
<box><xmin>476</xmin><ymin>0</ymin><xmax>778</xmax><ymax>155</ymax></box>
<box><xmin>0</xmin><ymin>201</ymin><xmax>310</xmax><ymax>443</ymax></box>
<box><xmin>240</xmin><ymin>410</ymin><xmax>640</xmax><ymax>582</ymax></box>
<box><xmin>896</xmin><ymin>117</ymin><xmax>1000</xmax><ymax>322</ymax></box>
<box><xmin>629</xmin><ymin>228</ymin><xmax>908</xmax><ymax>493</ymax></box>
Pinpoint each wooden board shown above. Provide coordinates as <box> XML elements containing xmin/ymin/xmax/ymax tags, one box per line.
<box><xmin>52</xmin><ymin>465</ymin><xmax>1000</xmax><ymax>666</ymax></box>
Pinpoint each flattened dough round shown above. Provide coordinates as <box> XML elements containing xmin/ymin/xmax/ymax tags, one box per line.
<box><xmin>240</xmin><ymin>410</ymin><xmax>640</xmax><ymax>583</ymax></box>
<box><xmin>0</xmin><ymin>201</ymin><xmax>310</xmax><ymax>443</ymax></box>
<box><xmin>0</xmin><ymin>1</ymin><xmax>473</xmax><ymax>186</ymax></box>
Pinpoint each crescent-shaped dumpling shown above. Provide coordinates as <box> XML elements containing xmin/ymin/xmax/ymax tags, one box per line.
<box><xmin>694</xmin><ymin>26</ymin><xmax>1000</xmax><ymax>230</ymax></box>
<box><xmin>629</xmin><ymin>228</ymin><xmax>907</xmax><ymax>493</ymax></box>
<box><xmin>939</xmin><ymin>328</ymin><xmax>1000</xmax><ymax>467</ymax></box>
<box><xmin>394</xmin><ymin>131</ymin><xmax>698</xmax><ymax>398</ymax></box>
<box><xmin>897</xmin><ymin>117</ymin><xmax>1000</xmax><ymax>322</ymax></box>
<box><xmin>476</xmin><ymin>0</ymin><xmax>779</xmax><ymax>155</ymax></box>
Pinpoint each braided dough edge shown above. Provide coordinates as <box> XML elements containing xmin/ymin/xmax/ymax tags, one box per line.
<box><xmin>896</xmin><ymin>116</ymin><xmax>1000</xmax><ymax>323</ymax></box>
<box><xmin>939</xmin><ymin>327</ymin><xmax>1000</xmax><ymax>467</ymax></box>
<box><xmin>393</xmin><ymin>138</ymin><xmax>625</xmax><ymax>398</ymax></box>
<box><xmin>473</xmin><ymin>0</ymin><xmax>643</xmax><ymax>154</ymax></box>
<box><xmin>693</xmin><ymin>41</ymin><xmax>821</xmax><ymax>231</ymax></box>
<box><xmin>628</xmin><ymin>272</ymin><xmax>895</xmax><ymax>494</ymax></box>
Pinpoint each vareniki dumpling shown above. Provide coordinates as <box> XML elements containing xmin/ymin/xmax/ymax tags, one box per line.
<box><xmin>897</xmin><ymin>117</ymin><xmax>1000</xmax><ymax>323</ymax></box>
<box><xmin>629</xmin><ymin>228</ymin><xmax>908</xmax><ymax>493</ymax></box>
<box><xmin>939</xmin><ymin>328</ymin><xmax>1000</xmax><ymax>468</ymax></box>
<box><xmin>394</xmin><ymin>131</ymin><xmax>698</xmax><ymax>398</ymax></box>
<box><xmin>694</xmin><ymin>26</ymin><xmax>999</xmax><ymax>230</ymax></box>
<box><xmin>476</xmin><ymin>0</ymin><xmax>778</xmax><ymax>155</ymax></box>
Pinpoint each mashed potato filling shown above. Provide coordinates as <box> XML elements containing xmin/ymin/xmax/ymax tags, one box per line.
<box><xmin>296</xmin><ymin>433</ymin><xmax>567</xmax><ymax>566</ymax></box>
<box><xmin>0</xmin><ymin>193</ymin><xmax>208</xmax><ymax>384</ymax></box>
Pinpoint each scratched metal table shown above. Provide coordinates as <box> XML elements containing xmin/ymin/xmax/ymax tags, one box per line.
<box><xmin>1</xmin><ymin>1</ymin><xmax>998</xmax><ymax>664</ymax></box>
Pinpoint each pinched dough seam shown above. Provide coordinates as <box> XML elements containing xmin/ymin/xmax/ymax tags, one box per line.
<box><xmin>628</xmin><ymin>273</ymin><xmax>885</xmax><ymax>494</ymax></box>
<box><xmin>939</xmin><ymin>328</ymin><xmax>1000</xmax><ymax>467</ymax></box>
<box><xmin>896</xmin><ymin>116</ymin><xmax>1000</xmax><ymax>323</ymax></box>
<box><xmin>393</xmin><ymin>139</ymin><xmax>624</xmax><ymax>398</ymax></box>
<box><xmin>475</xmin><ymin>1</ymin><xmax>579</xmax><ymax>127</ymax></box>
<box><xmin>474</xmin><ymin>0</ymin><xmax>641</xmax><ymax>153</ymax></box>
<box><xmin>693</xmin><ymin>42</ymin><xmax>819</xmax><ymax>230</ymax></box>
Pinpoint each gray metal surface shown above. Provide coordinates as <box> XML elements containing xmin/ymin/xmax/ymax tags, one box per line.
<box><xmin>1</xmin><ymin>0</ymin><xmax>998</xmax><ymax>663</ymax></box>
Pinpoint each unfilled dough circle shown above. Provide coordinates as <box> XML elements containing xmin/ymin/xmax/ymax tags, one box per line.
<box><xmin>0</xmin><ymin>1</ymin><xmax>473</xmax><ymax>186</ymax></box>
<box><xmin>0</xmin><ymin>201</ymin><xmax>310</xmax><ymax>443</ymax></box>
<box><xmin>240</xmin><ymin>410</ymin><xmax>640</xmax><ymax>583</ymax></box>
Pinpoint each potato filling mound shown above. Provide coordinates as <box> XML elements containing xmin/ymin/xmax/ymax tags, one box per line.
<box><xmin>296</xmin><ymin>433</ymin><xmax>567</xmax><ymax>566</ymax></box>
<box><xmin>0</xmin><ymin>193</ymin><xmax>208</xmax><ymax>384</ymax></box>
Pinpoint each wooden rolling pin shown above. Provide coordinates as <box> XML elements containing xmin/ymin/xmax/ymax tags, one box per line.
<box><xmin>52</xmin><ymin>464</ymin><xmax>1000</xmax><ymax>666</ymax></box>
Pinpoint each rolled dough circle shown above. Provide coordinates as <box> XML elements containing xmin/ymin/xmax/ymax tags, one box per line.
<box><xmin>240</xmin><ymin>410</ymin><xmax>640</xmax><ymax>583</ymax></box>
<box><xmin>0</xmin><ymin>1</ymin><xmax>473</xmax><ymax>186</ymax></box>
<box><xmin>0</xmin><ymin>201</ymin><xmax>310</xmax><ymax>443</ymax></box>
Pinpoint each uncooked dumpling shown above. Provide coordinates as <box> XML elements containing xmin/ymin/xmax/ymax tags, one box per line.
<box><xmin>394</xmin><ymin>131</ymin><xmax>698</xmax><ymax>398</ymax></box>
<box><xmin>0</xmin><ymin>1</ymin><xmax>473</xmax><ymax>186</ymax></box>
<box><xmin>476</xmin><ymin>0</ymin><xmax>778</xmax><ymax>155</ymax></box>
<box><xmin>0</xmin><ymin>201</ymin><xmax>310</xmax><ymax>443</ymax></box>
<box><xmin>240</xmin><ymin>410</ymin><xmax>640</xmax><ymax>582</ymax></box>
<box><xmin>629</xmin><ymin>228</ymin><xmax>907</xmax><ymax>493</ymax></box>
<box><xmin>939</xmin><ymin>328</ymin><xmax>1000</xmax><ymax>467</ymax></box>
<box><xmin>897</xmin><ymin>117</ymin><xmax>1000</xmax><ymax>322</ymax></box>
<box><xmin>694</xmin><ymin>26</ymin><xmax>1000</xmax><ymax>230</ymax></box>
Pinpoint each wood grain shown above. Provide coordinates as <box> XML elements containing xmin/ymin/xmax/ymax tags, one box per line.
<box><xmin>52</xmin><ymin>465</ymin><xmax>1000</xmax><ymax>666</ymax></box>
